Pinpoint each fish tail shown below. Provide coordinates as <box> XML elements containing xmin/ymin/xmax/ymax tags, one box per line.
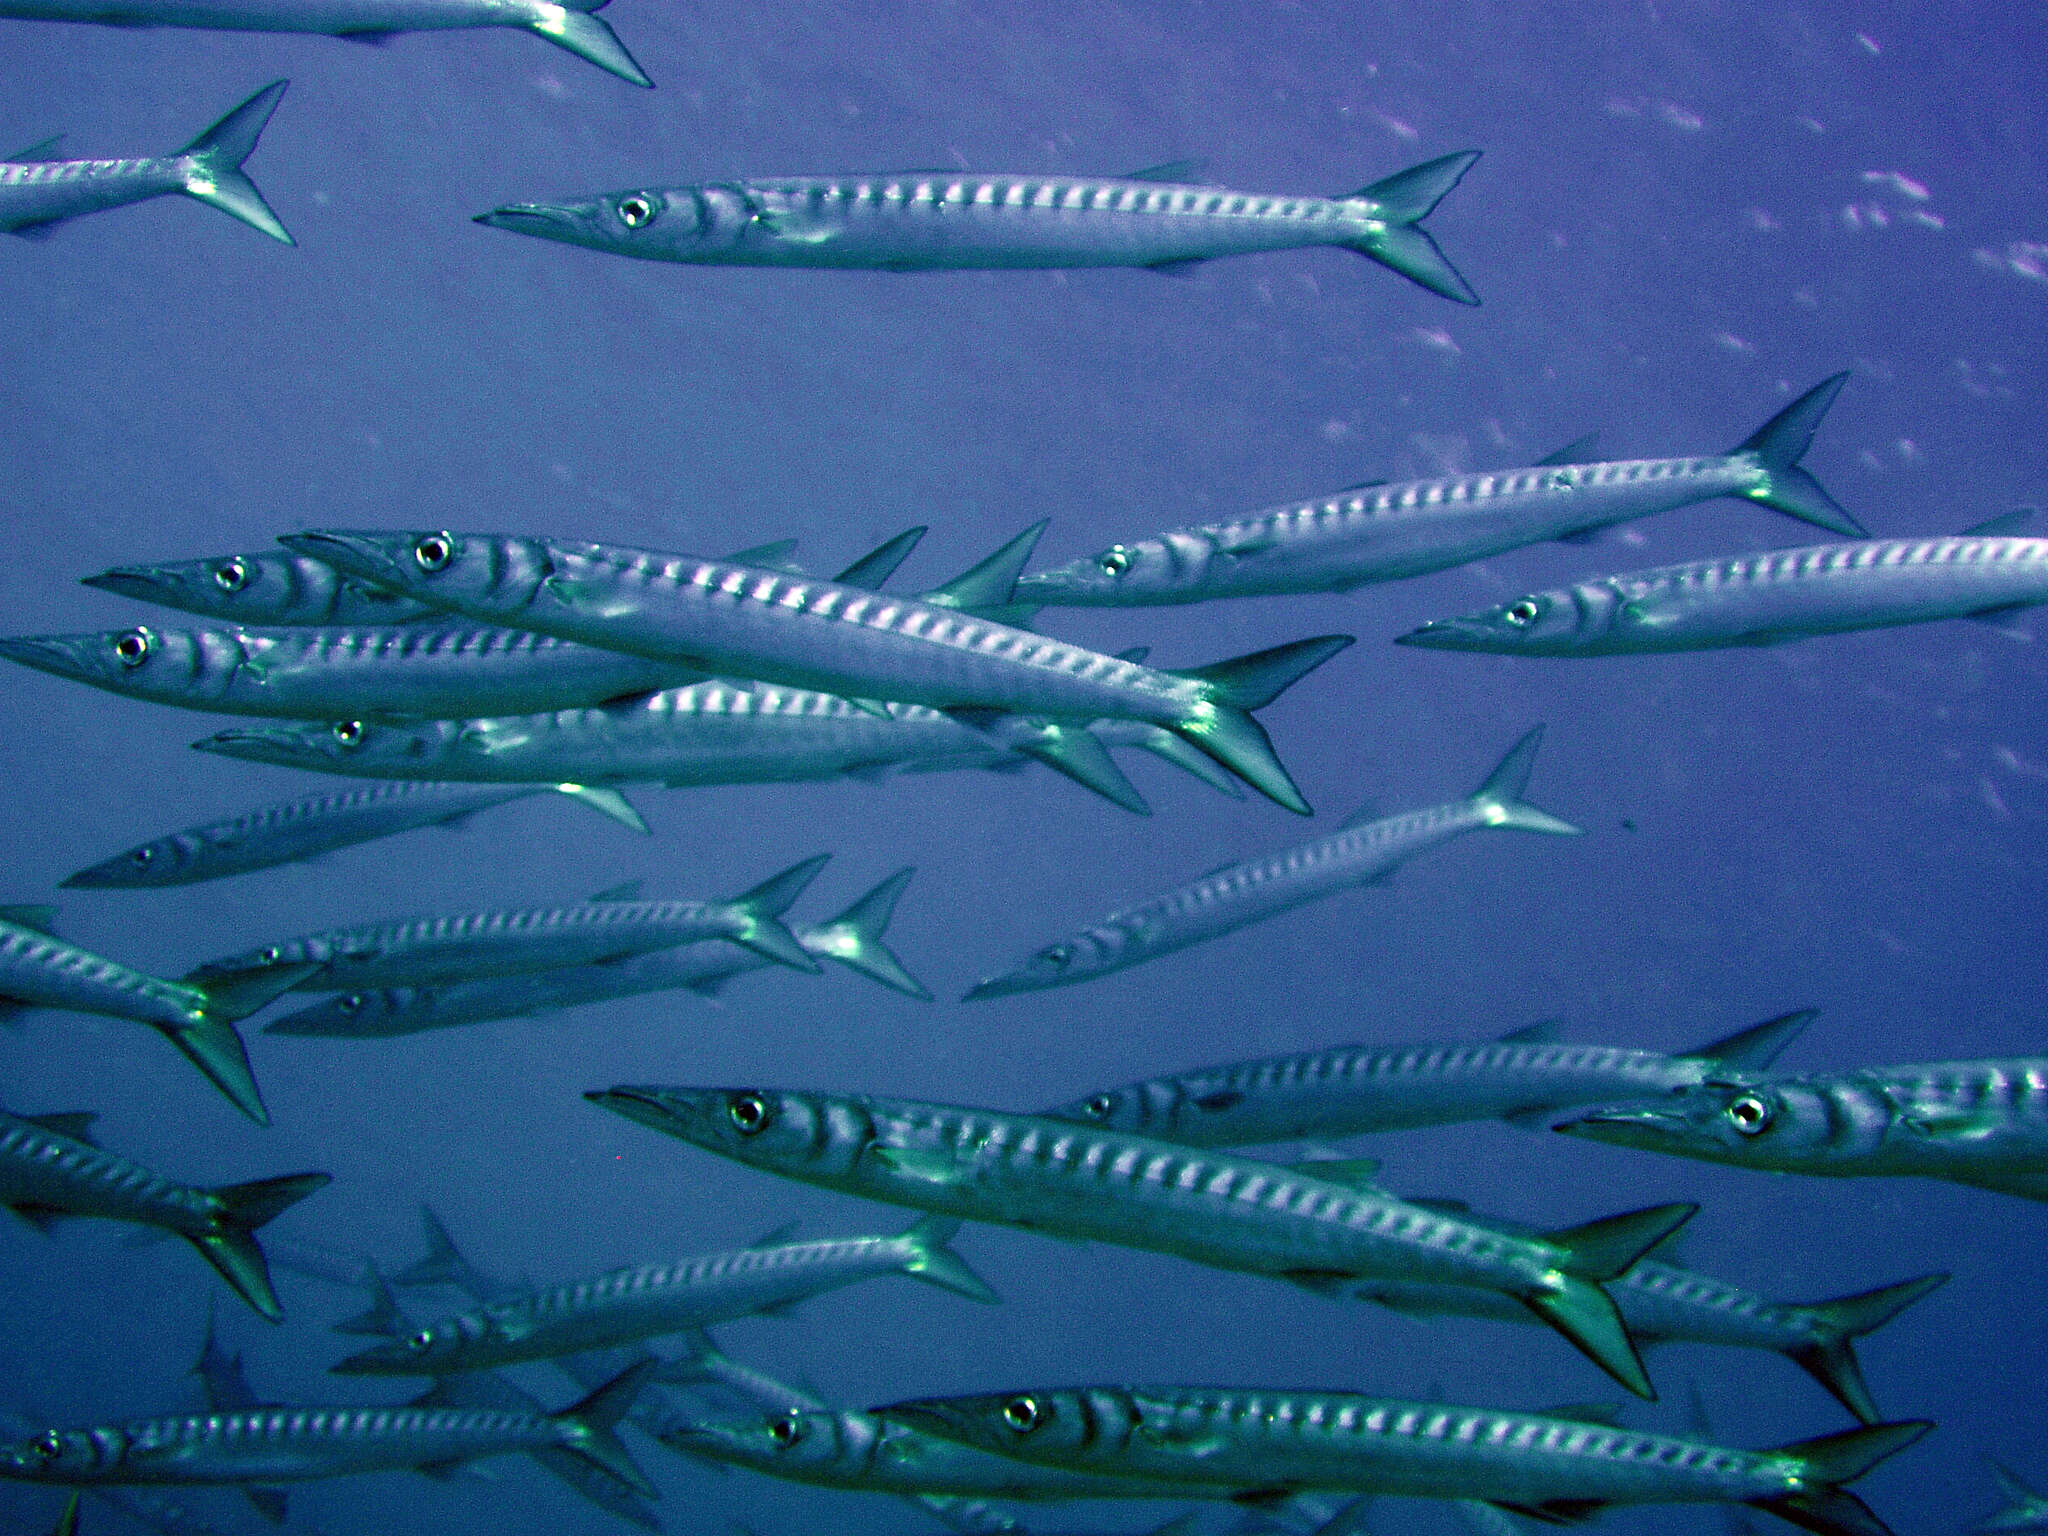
<box><xmin>1015</xmin><ymin>724</ymin><xmax>1151</xmax><ymax>815</ymax></box>
<box><xmin>331</xmin><ymin>1260</ymin><xmax>408</xmax><ymax>1338</ymax></box>
<box><xmin>1339</xmin><ymin>150</ymin><xmax>1482</xmax><ymax>304</ymax></box>
<box><xmin>728</xmin><ymin>854</ymin><xmax>832</xmax><ymax>972</ymax></box>
<box><xmin>1122</xmin><ymin>725</ymin><xmax>1247</xmax><ymax>798</ymax></box>
<box><xmin>896</xmin><ymin>1216</ymin><xmax>1001</xmax><ymax>1304</ymax></box>
<box><xmin>555</xmin><ymin>1358</ymin><xmax>662</xmax><ymax>1500</ymax></box>
<box><xmin>176</xmin><ymin>80</ymin><xmax>294</xmax><ymax>244</ymax></box>
<box><xmin>553</xmin><ymin>783</ymin><xmax>648</xmax><ymax>833</ymax></box>
<box><xmin>527</xmin><ymin>0</ymin><xmax>654</xmax><ymax>87</ymax></box>
<box><xmin>392</xmin><ymin>1203</ymin><xmax>481</xmax><ymax>1291</ymax></box>
<box><xmin>1789</xmin><ymin>1272</ymin><xmax>1950</xmax><ymax>1424</ymax></box>
<box><xmin>1983</xmin><ymin>1460</ymin><xmax>2048</xmax><ymax>1527</ymax></box>
<box><xmin>1521</xmin><ymin>1279</ymin><xmax>1656</xmax><ymax>1399</ymax></box>
<box><xmin>161</xmin><ymin>1016</ymin><xmax>270</xmax><ymax>1125</ymax></box>
<box><xmin>1470</xmin><ymin>725</ymin><xmax>1583</xmax><ymax>835</ymax></box>
<box><xmin>804</xmin><ymin>867</ymin><xmax>932</xmax><ymax>999</ymax></box>
<box><xmin>193</xmin><ymin>1171</ymin><xmax>332</xmax><ymax>1322</ymax></box>
<box><xmin>1169</xmin><ymin>635</ymin><xmax>1354</xmax><ymax>814</ymax></box>
<box><xmin>1730</xmin><ymin>373</ymin><xmax>1865</xmax><ymax>536</ymax></box>
<box><xmin>1750</xmin><ymin>1422</ymin><xmax>1933</xmax><ymax>1536</ymax></box>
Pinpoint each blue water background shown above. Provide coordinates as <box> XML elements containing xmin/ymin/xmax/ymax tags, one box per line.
<box><xmin>1</xmin><ymin>1</ymin><xmax>2044</xmax><ymax>1530</ymax></box>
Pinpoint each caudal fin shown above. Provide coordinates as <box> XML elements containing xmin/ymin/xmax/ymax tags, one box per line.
<box><xmin>1470</xmin><ymin>726</ymin><xmax>1583</xmax><ymax>836</ymax></box>
<box><xmin>1014</xmin><ymin>721</ymin><xmax>1151</xmax><ymax>815</ymax></box>
<box><xmin>393</xmin><ymin>1203</ymin><xmax>497</xmax><ymax>1299</ymax></box>
<box><xmin>554</xmin><ymin>783</ymin><xmax>648</xmax><ymax>833</ymax></box>
<box><xmin>727</xmin><ymin>854</ymin><xmax>831</xmax><ymax>972</ymax></box>
<box><xmin>1340</xmin><ymin>150</ymin><xmax>1482</xmax><ymax>305</ymax></box>
<box><xmin>177</xmin><ymin>80</ymin><xmax>293</xmax><ymax>244</ymax></box>
<box><xmin>190</xmin><ymin>1171</ymin><xmax>332</xmax><ymax>1322</ymax></box>
<box><xmin>1788</xmin><ymin>1272</ymin><xmax>1949</xmax><ymax>1424</ymax></box>
<box><xmin>554</xmin><ymin>1358</ymin><xmax>662</xmax><ymax>1501</ymax></box>
<box><xmin>801</xmin><ymin>868</ymin><xmax>931</xmax><ymax>999</ymax></box>
<box><xmin>896</xmin><ymin>1216</ymin><xmax>1000</xmax><ymax>1303</ymax></box>
<box><xmin>1730</xmin><ymin>374</ymin><xmax>1864</xmax><ymax>536</ymax></box>
<box><xmin>1169</xmin><ymin>635</ymin><xmax>1353</xmax><ymax>814</ymax></box>
<box><xmin>1121</xmin><ymin>725</ymin><xmax>1248</xmax><ymax>799</ymax></box>
<box><xmin>1524</xmin><ymin>1202</ymin><xmax>1699</xmax><ymax>1398</ymax></box>
<box><xmin>527</xmin><ymin>0</ymin><xmax>653</xmax><ymax>87</ymax></box>
<box><xmin>176</xmin><ymin>959</ymin><xmax>323</xmax><ymax>1124</ymax></box>
<box><xmin>1750</xmin><ymin>1422</ymin><xmax>1933</xmax><ymax>1536</ymax></box>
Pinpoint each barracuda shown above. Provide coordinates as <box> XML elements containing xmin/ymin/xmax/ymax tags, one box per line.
<box><xmin>62</xmin><ymin>780</ymin><xmax>643</xmax><ymax>890</ymax></box>
<box><xmin>1982</xmin><ymin>1464</ymin><xmax>2048</xmax><ymax>1532</ymax></box>
<box><xmin>333</xmin><ymin>1215</ymin><xmax>994</xmax><ymax>1376</ymax></box>
<box><xmin>473</xmin><ymin>153</ymin><xmax>1481</xmax><ymax>300</ymax></box>
<box><xmin>587</xmin><ymin>1084</ymin><xmax>1696</xmax><ymax>1396</ymax></box>
<box><xmin>1018</xmin><ymin>376</ymin><xmax>1861</xmax><ymax>606</ymax></box>
<box><xmin>265</xmin><ymin>866</ymin><xmax>930</xmax><ymax>1037</ymax></box>
<box><xmin>0</xmin><ymin>81</ymin><xmax>291</xmax><ymax>243</ymax></box>
<box><xmin>1399</xmin><ymin>510</ymin><xmax>2048</xmax><ymax>654</ymax></box>
<box><xmin>0</xmin><ymin>909</ymin><xmax>311</xmax><ymax>1122</ymax></box>
<box><xmin>966</xmin><ymin>726</ymin><xmax>1578</xmax><ymax>1000</ymax></box>
<box><xmin>282</xmin><ymin>529</ymin><xmax>1352</xmax><ymax>812</ymax></box>
<box><xmin>1042</xmin><ymin>1011</ymin><xmax>1811</xmax><ymax>1142</ymax></box>
<box><xmin>0</xmin><ymin>1105</ymin><xmax>327</xmax><ymax>1320</ymax></box>
<box><xmin>0</xmin><ymin>0</ymin><xmax>649</xmax><ymax>85</ymax></box>
<box><xmin>0</xmin><ymin>1361</ymin><xmax>659</xmax><ymax>1497</ymax></box>
<box><xmin>0</xmin><ymin>621</ymin><xmax>707</xmax><ymax>720</ymax></box>
<box><xmin>884</xmin><ymin>1385</ymin><xmax>1930</xmax><ymax>1536</ymax></box>
<box><xmin>189</xmin><ymin>853</ymin><xmax>829</xmax><ymax>992</ymax></box>
<box><xmin>1559</xmin><ymin>1057</ymin><xmax>2048</xmax><ymax>1202</ymax></box>
<box><xmin>86</xmin><ymin>549</ymin><xmax>444</xmax><ymax>626</ymax></box>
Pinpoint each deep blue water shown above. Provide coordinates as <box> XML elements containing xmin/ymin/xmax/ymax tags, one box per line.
<box><xmin>1</xmin><ymin>1</ymin><xmax>2044</xmax><ymax>1531</ymax></box>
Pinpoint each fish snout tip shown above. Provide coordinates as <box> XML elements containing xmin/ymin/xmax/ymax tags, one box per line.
<box><xmin>473</xmin><ymin>203</ymin><xmax>578</xmax><ymax>235</ymax></box>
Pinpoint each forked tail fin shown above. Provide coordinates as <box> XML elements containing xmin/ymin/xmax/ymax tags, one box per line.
<box><xmin>526</xmin><ymin>0</ymin><xmax>654</xmax><ymax>87</ymax></box>
<box><xmin>1730</xmin><ymin>374</ymin><xmax>1864</xmax><ymax>536</ymax></box>
<box><xmin>1169</xmin><ymin>635</ymin><xmax>1353</xmax><ymax>814</ymax></box>
<box><xmin>553</xmin><ymin>1358</ymin><xmax>662</xmax><ymax>1500</ymax></box>
<box><xmin>726</xmin><ymin>854</ymin><xmax>831</xmax><ymax>972</ymax></box>
<box><xmin>1471</xmin><ymin>725</ymin><xmax>1583</xmax><ymax>836</ymax></box>
<box><xmin>1523</xmin><ymin>1202</ymin><xmax>1699</xmax><ymax>1399</ymax></box>
<box><xmin>1788</xmin><ymin>1272</ymin><xmax>1949</xmax><ymax>1424</ymax></box>
<box><xmin>896</xmin><ymin>1216</ymin><xmax>1000</xmax><ymax>1303</ymax></box>
<box><xmin>1340</xmin><ymin>150</ymin><xmax>1483</xmax><ymax>305</ymax></box>
<box><xmin>1750</xmin><ymin>1422</ymin><xmax>1933</xmax><ymax>1536</ymax></box>
<box><xmin>1120</xmin><ymin>724</ymin><xmax>1247</xmax><ymax>798</ymax></box>
<box><xmin>191</xmin><ymin>1171</ymin><xmax>332</xmax><ymax>1323</ymax></box>
<box><xmin>393</xmin><ymin>1203</ymin><xmax>497</xmax><ymax>1299</ymax></box>
<box><xmin>177</xmin><ymin>959</ymin><xmax>323</xmax><ymax>1124</ymax></box>
<box><xmin>177</xmin><ymin>80</ymin><xmax>293</xmax><ymax>244</ymax></box>
<box><xmin>800</xmin><ymin>867</ymin><xmax>930</xmax><ymax>999</ymax></box>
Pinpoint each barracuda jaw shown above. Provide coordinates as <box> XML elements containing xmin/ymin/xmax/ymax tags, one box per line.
<box><xmin>584</xmin><ymin>1085</ymin><xmax>715</xmax><ymax>1140</ymax></box>
<box><xmin>473</xmin><ymin>201</ymin><xmax>611</xmax><ymax>248</ymax></box>
<box><xmin>1394</xmin><ymin>616</ymin><xmax>1510</xmax><ymax>651</ymax></box>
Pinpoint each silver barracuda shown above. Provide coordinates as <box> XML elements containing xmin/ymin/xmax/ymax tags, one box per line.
<box><xmin>1017</xmin><ymin>376</ymin><xmax>1862</xmax><ymax>606</ymax></box>
<box><xmin>884</xmin><ymin>1385</ymin><xmax>1931</xmax><ymax>1536</ymax></box>
<box><xmin>0</xmin><ymin>908</ymin><xmax>310</xmax><ymax>1123</ymax></box>
<box><xmin>0</xmin><ymin>622</ymin><xmax>704</xmax><ymax>721</ymax></box>
<box><xmin>280</xmin><ymin>530</ymin><xmax>1354</xmax><ymax>813</ymax></box>
<box><xmin>1559</xmin><ymin>1057</ymin><xmax>2048</xmax><ymax>1202</ymax></box>
<box><xmin>966</xmin><ymin>725</ymin><xmax>1578</xmax><ymax>1001</ymax></box>
<box><xmin>1398</xmin><ymin>510</ymin><xmax>2048</xmax><ymax>655</ymax></box>
<box><xmin>473</xmin><ymin>153</ymin><xmax>1482</xmax><ymax>301</ymax></box>
<box><xmin>0</xmin><ymin>0</ymin><xmax>649</xmax><ymax>85</ymax></box>
<box><xmin>0</xmin><ymin>1104</ymin><xmax>327</xmax><ymax>1320</ymax></box>
<box><xmin>62</xmin><ymin>780</ymin><xmax>644</xmax><ymax>890</ymax></box>
<box><xmin>85</xmin><ymin>549</ymin><xmax>445</xmax><ymax>626</ymax></box>
<box><xmin>586</xmin><ymin>1084</ymin><xmax>1697</xmax><ymax>1397</ymax></box>
<box><xmin>189</xmin><ymin>853</ymin><xmax>829</xmax><ymax>992</ymax></box>
<box><xmin>0</xmin><ymin>82</ymin><xmax>291</xmax><ymax>243</ymax></box>
<box><xmin>1041</xmin><ymin>1011</ymin><xmax>1812</xmax><ymax>1143</ymax></box>
<box><xmin>0</xmin><ymin>1360</ymin><xmax>660</xmax><ymax>1498</ymax></box>
<box><xmin>264</xmin><ymin>866</ymin><xmax>930</xmax><ymax>1038</ymax></box>
<box><xmin>332</xmin><ymin>1215</ymin><xmax>995</xmax><ymax>1376</ymax></box>
<box><xmin>1982</xmin><ymin>1464</ymin><xmax>2048</xmax><ymax>1532</ymax></box>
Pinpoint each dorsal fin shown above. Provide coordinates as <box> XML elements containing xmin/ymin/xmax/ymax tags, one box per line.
<box><xmin>1960</xmin><ymin>507</ymin><xmax>2038</xmax><ymax>538</ymax></box>
<box><xmin>1499</xmin><ymin>1019</ymin><xmax>1564</xmax><ymax>1045</ymax></box>
<box><xmin>1338</xmin><ymin>801</ymin><xmax>1384</xmax><ymax>830</ymax></box>
<box><xmin>919</xmin><ymin>522</ymin><xmax>1048</xmax><ymax>613</ymax></box>
<box><xmin>1539</xmin><ymin>1401</ymin><xmax>1625</xmax><ymax>1427</ymax></box>
<box><xmin>22</xmin><ymin>1111</ymin><xmax>97</xmax><ymax>1146</ymax></box>
<box><xmin>1534</xmin><ymin>434</ymin><xmax>1602</xmax><ymax>467</ymax></box>
<box><xmin>0</xmin><ymin>905</ymin><xmax>58</xmax><ymax>937</ymax></box>
<box><xmin>1681</xmin><ymin>1010</ymin><xmax>1813</xmax><ymax>1070</ymax></box>
<box><xmin>1116</xmin><ymin>645</ymin><xmax>1151</xmax><ymax>664</ymax></box>
<box><xmin>586</xmin><ymin>880</ymin><xmax>644</xmax><ymax>904</ymax></box>
<box><xmin>1335</xmin><ymin>478</ymin><xmax>1390</xmax><ymax>493</ymax></box>
<box><xmin>1122</xmin><ymin>158</ymin><xmax>1209</xmax><ymax>183</ymax></box>
<box><xmin>722</xmin><ymin>539</ymin><xmax>799</xmax><ymax>570</ymax></box>
<box><xmin>748</xmin><ymin>1220</ymin><xmax>801</xmax><ymax>1249</ymax></box>
<box><xmin>5</xmin><ymin>135</ymin><xmax>65</xmax><ymax>163</ymax></box>
<box><xmin>833</xmin><ymin>526</ymin><xmax>927</xmax><ymax>590</ymax></box>
<box><xmin>1291</xmin><ymin>1157</ymin><xmax>1383</xmax><ymax>1192</ymax></box>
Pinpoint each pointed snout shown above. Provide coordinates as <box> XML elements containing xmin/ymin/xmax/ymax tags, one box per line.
<box><xmin>474</xmin><ymin>203</ymin><xmax>587</xmax><ymax>239</ymax></box>
<box><xmin>82</xmin><ymin>567</ymin><xmax>180</xmax><ymax>603</ymax></box>
<box><xmin>1393</xmin><ymin>618</ymin><xmax>1490</xmax><ymax>650</ymax></box>
<box><xmin>1551</xmin><ymin>1104</ymin><xmax>1684</xmax><ymax>1141</ymax></box>
<box><xmin>189</xmin><ymin>725</ymin><xmax>317</xmax><ymax>763</ymax></box>
<box><xmin>0</xmin><ymin>635</ymin><xmax>93</xmax><ymax>681</ymax></box>
<box><xmin>586</xmin><ymin>1085</ymin><xmax>712</xmax><ymax>1135</ymax></box>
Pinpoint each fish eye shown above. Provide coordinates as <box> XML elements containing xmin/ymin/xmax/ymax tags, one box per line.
<box><xmin>406</xmin><ymin>1329</ymin><xmax>432</xmax><ymax>1351</ymax></box>
<box><xmin>35</xmin><ymin>1430</ymin><xmax>60</xmax><ymax>1459</ymax></box>
<box><xmin>728</xmin><ymin>1092</ymin><xmax>772</xmax><ymax>1135</ymax></box>
<box><xmin>618</xmin><ymin>194</ymin><xmax>656</xmax><ymax>228</ymax></box>
<box><xmin>131</xmin><ymin>847</ymin><xmax>156</xmax><ymax>865</ymax></box>
<box><xmin>113</xmin><ymin>628</ymin><xmax>152</xmax><ymax>667</ymax></box>
<box><xmin>1726</xmin><ymin>1095</ymin><xmax>1774</xmax><ymax>1136</ymax></box>
<box><xmin>332</xmin><ymin>720</ymin><xmax>366</xmax><ymax>748</ymax></box>
<box><xmin>767</xmin><ymin>1413</ymin><xmax>806</xmax><ymax>1448</ymax></box>
<box><xmin>1504</xmin><ymin>599</ymin><xmax>1541</xmax><ymax>626</ymax></box>
<box><xmin>1001</xmin><ymin>1395</ymin><xmax>1046</xmax><ymax>1433</ymax></box>
<box><xmin>1039</xmin><ymin>944</ymin><xmax>1071</xmax><ymax>968</ymax></box>
<box><xmin>414</xmin><ymin>533</ymin><xmax>455</xmax><ymax>573</ymax></box>
<box><xmin>1098</xmin><ymin>547</ymin><xmax>1131</xmax><ymax>577</ymax></box>
<box><xmin>1083</xmin><ymin>1093</ymin><xmax>1116</xmax><ymax>1120</ymax></box>
<box><xmin>339</xmin><ymin>994</ymin><xmax>365</xmax><ymax>1014</ymax></box>
<box><xmin>213</xmin><ymin>557</ymin><xmax>250</xmax><ymax>593</ymax></box>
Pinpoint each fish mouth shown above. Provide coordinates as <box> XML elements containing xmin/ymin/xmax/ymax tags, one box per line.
<box><xmin>0</xmin><ymin>635</ymin><xmax>98</xmax><ymax>681</ymax></box>
<box><xmin>873</xmin><ymin>1400</ymin><xmax>986</xmax><ymax>1444</ymax></box>
<box><xmin>1552</xmin><ymin>1105</ymin><xmax>1687</xmax><ymax>1141</ymax></box>
<box><xmin>81</xmin><ymin>568</ymin><xmax>176</xmax><ymax>602</ymax></box>
<box><xmin>473</xmin><ymin>203</ymin><xmax>588</xmax><ymax>239</ymax></box>
<box><xmin>190</xmin><ymin>725</ymin><xmax>324</xmax><ymax>762</ymax></box>
<box><xmin>1392</xmin><ymin>618</ymin><xmax>1491</xmax><ymax>650</ymax></box>
<box><xmin>585</xmin><ymin>1085</ymin><xmax>708</xmax><ymax>1135</ymax></box>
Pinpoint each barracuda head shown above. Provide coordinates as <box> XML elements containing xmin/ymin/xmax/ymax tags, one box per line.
<box><xmin>1397</xmin><ymin>588</ymin><xmax>1598</xmax><ymax>654</ymax></box>
<box><xmin>1558</xmin><ymin>1080</ymin><xmax>1834</xmax><ymax>1167</ymax></box>
<box><xmin>1037</xmin><ymin>1079</ymin><xmax>1176</xmax><ymax>1134</ymax></box>
<box><xmin>330</xmin><ymin>1314</ymin><xmax>477</xmax><ymax>1376</ymax></box>
<box><xmin>883</xmin><ymin>1388</ymin><xmax>1128</xmax><ymax>1463</ymax></box>
<box><xmin>963</xmin><ymin>928</ymin><xmax>1120</xmax><ymax>1001</ymax></box>
<box><xmin>0</xmin><ymin>1426</ymin><xmax>97</xmax><ymax>1481</ymax></box>
<box><xmin>281</xmin><ymin>530</ymin><xmax>552</xmax><ymax>619</ymax></box>
<box><xmin>585</xmin><ymin>1085</ymin><xmax>872</xmax><ymax>1179</ymax></box>
<box><xmin>667</xmin><ymin>1409</ymin><xmax>881</xmax><ymax>1479</ymax></box>
<box><xmin>0</xmin><ymin>626</ymin><xmax>221</xmax><ymax>698</ymax></box>
<box><xmin>264</xmin><ymin>989</ymin><xmax>429</xmax><ymax>1039</ymax></box>
<box><xmin>474</xmin><ymin>184</ymin><xmax>751</xmax><ymax>259</ymax></box>
<box><xmin>82</xmin><ymin>549</ymin><xmax>427</xmax><ymax>625</ymax></box>
<box><xmin>193</xmin><ymin>718</ymin><xmax>466</xmax><ymax>773</ymax></box>
<box><xmin>1013</xmin><ymin>537</ymin><xmax>1186</xmax><ymax>606</ymax></box>
<box><xmin>63</xmin><ymin>832</ymin><xmax>196</xmax><ymax>889</ymax></box>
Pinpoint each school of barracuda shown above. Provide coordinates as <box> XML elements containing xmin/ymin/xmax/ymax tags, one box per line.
<box><xmin>0</xmin><ymin>4</ymin><xmax>2036</xmax><ymax>1534</ymax></box>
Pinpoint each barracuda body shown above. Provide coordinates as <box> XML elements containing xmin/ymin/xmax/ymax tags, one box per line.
<box><xmin>283</xmin><ymin>530</ymin><xmax>1351</xmax><ymax>813</ymax></box>
<box><xmin>334</xmin><ymin>1216</ymin><xmax>993</xmax><ymax>1375</ymax></box>
<box><xmin>1400</xmin><ymin>514</ymin><xmax>2048</xmax><ymax>655</ymax></box>
<box><xmin>63</xmin><ymin>780</ymin><xmax>643</xmax><ymax>890</ymax></box>
<box><xmin>266</xmin><ymin>866</ymin><xmax>931</xmax><ymax>1038</ymax></box>
<box><xmin>0</xmin><ymin>1106</ymin><xmax>326</xmax><ymax>1320</ymax></box>
<box><xmin>85</xmin><ymin>550</ymin><xmax>442</xmax><ymax>626</ymax></box>
<box><xmin>474</xmin><ymin>153</ymin><xmax>1481</xmax><ymax>301</ymax></box>
<box><xmin>0</xmin><ymin>81</ymin><xmax>291</xmax><ymax>242</ymax></box>
<box><xmin>191</xmin><ymin>853</ymin><xmax>828</xmax><ymax>991</ymax></box>
<box><xmin>1019</xmin><ymin>377</ymin><xmax>1861</xmax><ymax>606</ymax></box>
<box><xmin>885</xmin><ymin>1386</ymin><xmax>1929</xmax><ymax>1535</ymax></box>
<box><xmin>0</xmin><ymin>622</ymin><xmax>703</xmax><ymax>720</ymax></box>
<box><xmin>1561</xmin><ymin>1057</ymin><xmax>2048</xmax><ymax>1201</ymax></box>
<box><xmin>588</xmin><ymin>1085</ymin><xmax>1695</xmax><ymax>1397</ymax></box>
<box><xmin>967</xmin><ymin>726</ymin><xmax>1578</xmax><ymax>1000</ymax></box>
<box><xmin>1043</xmin><ymin>1012</ymin><xmax>1809</xmax><ymax>1143</ymax></box>
<box><xmin>0</xmin><ymin>0</ymin><xmax>650</xmax><ymax>85</ymax></box>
